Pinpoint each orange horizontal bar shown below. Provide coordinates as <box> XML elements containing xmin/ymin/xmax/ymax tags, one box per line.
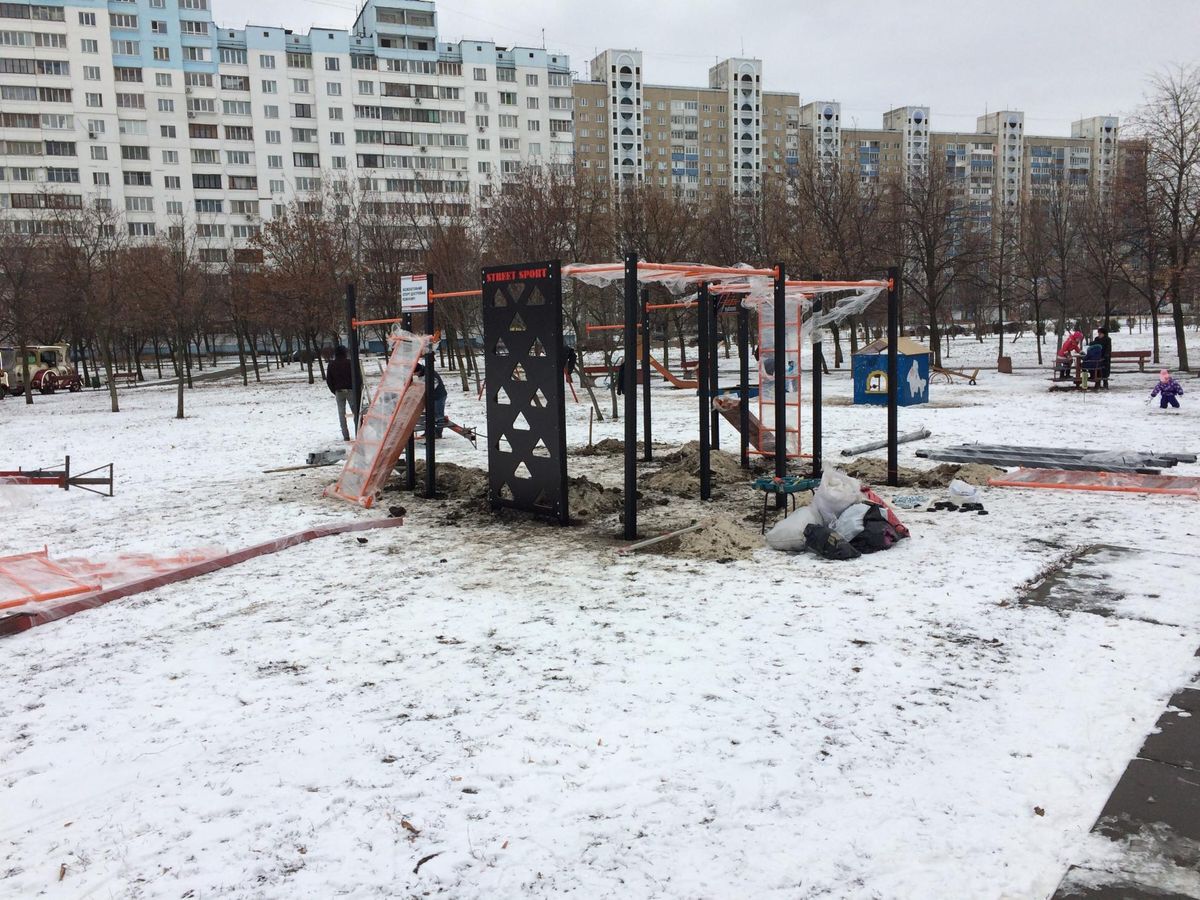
<box><xmin>585</xmin><ymin>324</ymin><xmax>626</xmax><ymax>333</ymax></box>
<box><xmin>645</xmin><ymin>302</ymin><xmax>697</xmax><ymax>311</ymax></box>
<box><xmin>430</xmin><ymin>289</ymin><xmax>482</xmax><ymax>300</ymax></box>
<box><xmin>353</xmin><ymin>317</ymin><xmax>404</xmax><ymax>327</ymax></box>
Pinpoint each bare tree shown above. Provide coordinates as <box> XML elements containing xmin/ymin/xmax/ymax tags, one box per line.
<box><xmin>0</xmin><ymin>209</ymin><xmax>48</xmax><ymax>405</ymax></box>
<box><xmin>1018</xmin><ymin>197</ymin><xmax>1054</xmax><ymax>363</ymax></box>
<box><xmin>886</xmin><ymin>165</ymin><xmax>986</xmax><ymax>366</ymax></box>
<box><xmin>1133</xmin><ymin>65</ymin><xmax>1200</xmax><ymax>369</ymax></box>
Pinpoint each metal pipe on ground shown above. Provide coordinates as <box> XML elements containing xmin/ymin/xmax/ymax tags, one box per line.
<box><xmin>840</xmin><ymin>428</ymin><xmax>932</xmax><ymax>457</ymax></box>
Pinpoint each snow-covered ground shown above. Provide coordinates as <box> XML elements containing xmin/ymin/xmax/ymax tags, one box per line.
<box><xmin>1</xmin><ymin>326</ymin><xmax>1198</xmax><ymax>899</ymax></box>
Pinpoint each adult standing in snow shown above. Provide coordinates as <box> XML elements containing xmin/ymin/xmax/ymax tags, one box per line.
<box><xmin>325</xmin><ymin>346</ymin><xmax>359</xmax><ymax>441</ymax></box>
<box><xmin>1095</xmin><ymin>326</ymin><xmax>1112</xmax><ymax>389</ymax></box>
<box><xmin>414</xmin><ymin>362</ymin><xmax>448</xmax><ymax>437</ymax></box>
<box><xmin>1150</xmin><ymin>369</ymin><xmax>1183</xmax><ymax>411</ymax></box>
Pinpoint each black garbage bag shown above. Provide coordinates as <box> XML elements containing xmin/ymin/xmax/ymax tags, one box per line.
<box><xmin>804</xmin><ymin>523</ymin><xmax>861</xmax><ymax>561</ymax></box>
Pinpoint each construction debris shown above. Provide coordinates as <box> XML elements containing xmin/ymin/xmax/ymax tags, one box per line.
<box><xmin>915</xmin><ymin>444</ymin><xmax>1189</xmax><ymax>475</ymax></box>
<box><xmin>840</xmin><ymin>428</ymin><xmax>931</xmax><ymax>457</ymax></box>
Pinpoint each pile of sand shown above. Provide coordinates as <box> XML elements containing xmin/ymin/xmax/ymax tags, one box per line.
<box><xmin>673</xmin><ymin>517</ymin><xmax>761</xmax><ymax>563</ymax></box>
<box><xmin>400</xmin><ymin>462</ymin><xmax>489</xmax><ymax>498</ymax></box>
<box><xmin>838</xmin><ymin>457</ymin><xmax>1002</xmax><ymax>488</ymax></box>
<box><xmin>576</xmin><ymin>437</ymin><xmax>628</xmax><ymax>456</ymax></box>
<box><xmin>568</xmin><ymin>475</ymin><xmax>623</xmax><ymax>520</ymax></box>
<box><xmin>641</xmin><ymin>442</ymin><xmax>750</xmax><ymax>498</ymax></box>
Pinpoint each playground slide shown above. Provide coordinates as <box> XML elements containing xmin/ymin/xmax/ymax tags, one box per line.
<box><xmin>647</xmin><ymin>354</ymin><xmax>699</xmax><ymax>390</ymax></box>
<box><xmin>713</xmin><ymin>397</ymin><xmax>776</xmax><ymax>454</ymax></box>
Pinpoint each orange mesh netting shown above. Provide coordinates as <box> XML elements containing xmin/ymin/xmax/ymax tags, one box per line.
<box><xmin>988</xmin><ymin>468</ymin><xmax>1200</xmax><ymax>498</ymax></box>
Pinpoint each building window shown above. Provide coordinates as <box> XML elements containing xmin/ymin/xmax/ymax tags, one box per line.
<box><xmin>156</xmin><ymin>72</ymin><xmax>172</xmax><ymax>87</ymax></box>
<box><xmin>128</xmin><ymin>223</ymin><xmax>156</xmax><ymax>237</ymax></box>
<box><xmin>153</xmin><ymin>46</ymin><xmax>169</xmax><ymax>61</ymax></box>
<box><xmin>78</xmin><ymin>11</ymin><xmax>96</xmax><ymax>25</ymax></box>
<box><xmin>324</xmin><ymin>57</ymin><xmax>339</xmax><ymax>71</ymax></box>
<box><xmin>81</xmin><ymin>38</ymin><xmax>98</xmax><ymax>53</ymax></box>
<box><xmin>263</xmin><ymin>105</ymin><xmax>279</xmax><ymax>119</ymax></box>
<box><xmin>90</xmin><ymin>146</ymin><xmax>107</xmax><ymax>160</ymax></box>
<box><xmin>292</xmin><ymin>78</ymin><xmax>310</xmax><ymax>93</ymax></box>
<box><xmin>86</xmin><ymin>93</ymin><xmax>103</xmax><ymax>108</ymax></box>
<box><xmin>160</xmin><ymin>125</ymin><xmax>176</xmax><ymax>138</ymax></box>
<box><xmin>526</xmin><ymin>97</ymin><xmax>539</xmax><ymax>110</ymax></box>
<box><xmin>162</xmin><ymin>150</ymin><xmax>178</xmax><ymax>164</ymax></box>
<box><xmin>157</xmin><ymin>98</ymin><xmax>174</xmax><ymax>112</ymax></box>
<box><xmin>151</xmin><ymin>19</ymin><xmax>166</xmax><ymax>33</ymax></box>
<box><xmin>195</xmin><ymin>199</ymin><xmax>223</xmax><ymax>213</ymax></box>
<box><xmin>526</xmin><ymin>73</ymin><xmax>538</xmax><ymax>87</ymax></box>
<box><xmin>473</xmin><ymin>67</ymin><xmax>486</xmax><ymax>81</ymax></box>
<box><xmin>357</xmin><ymin>80</ymin><xmax>374</xmax><ymax>95</ymax></box>
<box><xmin>164</xmin><ymin>175</ymin><xmax>181</xmax><ymax>189</ymax></box>
<box><xmin>326</xmin><ymin>82</ymin><xmax>342</xmax><ymax>96</ymax></box>
<box><xmin>328</xmin><ymin>107</ymin><xmax>343</xmax><ymax>120</ymax></box>
<box><xmin>83</xmin><ymin>66</ymin><xmax>100</xmax><ymax>81</ymax></box>
<box><xmin>260</xmin><ymin>54</ymin><xmax>275</xmax><ymax>69</ymax></box>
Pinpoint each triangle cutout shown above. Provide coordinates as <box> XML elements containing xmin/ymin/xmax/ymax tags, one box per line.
<box><xmin>512</xmin><ymin>362</ymin><xmax>527</xmax><ymax>381</ymax></box>
<box><xmin>532</xmin><ymin>438</ymin><xmax>551</xmax><ymax>458</ymax></box>
<box><xmin>512</xmin><ymin>412</ymin><xmax>531</xmax><ymax>431</ymax></box>
<box><xmin>495</xmin><ymin>386</ymin><xmax>511</xmax><ymax>405</ymax></box>
<box><xmin>532</xmin><ymin>387</ymin><xmax>549</xmax><ymax>408</ymax></box>
<box><xmin>498</xmin><ymin>482</ymin><xmax>514</xmax><ymax>501</ymax></box>
<box><xmin>492</xmin><ymin>290</ymin><xmax>508</xmax><ymax>308</ymax></box>
<box><xmin>514</xmin><ymin>461</ymin><xmax>533</xmax><ymax>480</ymax></box>
<box><xmin>495</xmin><ymin>337</ymin><xmax>510</xmax><ymax>357</ymax></box>
<box><xmin>530</xmin><ymin>337</ymin><xmax>547</xmax><ymax>357</ymax></box>
<box><xmin>496</xmin><ymin>435</ymin><xmax>513</xmax><ymax>453</ymax></box>
<box><xmin>534</xmin><ymin>488</ymin><xmax>551</xmax><ymax>507</ymax></box>
<box><xmin>510</xmin><ymin>311</ymin><xmax>527</xmax><ymax>332</ymax></box>
<box><xmin>525</xmin><ymin>288</ymin><xmax>546</xmax><ymax>307</ymax></box>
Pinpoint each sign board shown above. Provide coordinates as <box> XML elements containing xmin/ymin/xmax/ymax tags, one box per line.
<box><xmin>400</xmin><ymin>273</ymin><xmax>429</xmax><ymax>312</ymax></box>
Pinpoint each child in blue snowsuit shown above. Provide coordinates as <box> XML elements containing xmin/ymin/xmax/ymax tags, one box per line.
<box><xmin>1150</xmin><ymin>369</ymin><xmax>1183</xmax><ymax>409</ymax></box>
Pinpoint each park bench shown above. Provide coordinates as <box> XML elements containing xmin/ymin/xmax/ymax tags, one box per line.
<box><xmin>931</xmin><ymin>364</ymin><xmax>979</xmax><ymax>385</ymax></box>
<box><xmin>1108</xmin><ymin>350</ymin><xmax>1152</xmax><ymax>372</ymax></box>
<box><xmin>98</xmin><ymin>370</ymin><xmax>139</xmax><ymax>388</ymax></box>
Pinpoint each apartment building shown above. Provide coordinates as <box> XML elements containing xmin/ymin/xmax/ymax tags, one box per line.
<box><xmin>0</xmin><ymin>0</ymin><xmax>1129</xmax><ymax>258</ymax></box>
<box><xmin>573</xmin><ymin>50</ymin><xmax>799</xmax><ymax>200</ymax></box>
<box><xmin>0</xmin><ymin>0</ymin><xmax>573</xmax><ymax>258</ymax></box>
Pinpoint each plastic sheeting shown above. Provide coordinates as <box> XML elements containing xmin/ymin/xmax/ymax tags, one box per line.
<box><xmin>988</xmin><ymin>468</ymin><xmax>1200</xmax><ymax>498</ymax></box>
<box><xmin>563</xmin><ymin>261</ymin><xmax>885</xmax><ymax>344</ymax></box>
<box><xmin>326</xmin><ymin>330</ymin><xmax>430</xmax><ymax>508</ymax></box>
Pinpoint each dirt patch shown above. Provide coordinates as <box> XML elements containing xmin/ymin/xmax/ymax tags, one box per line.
<box><xmin>644</xmin><ymin>516</ymin><xmax>761</xmax><ymax>563</ymax></box>
<box><xmin>953</xmin><ymin>463</ymin><xmax>1005</xmax><ymax>485</ymax></box>
<box><xmin>567</xmin><ymin>475</ymin><xmax>623</xmax><ymax>520</ymax></box>
<box><xmin>838</xmin><ymin>456</ymin><xmax>1002</xmax><ymax>488</ymax></box>
<box><xmin>402</xmin><ymin>461</ymin><xmax>489</xmax><ymax>499</ymax></box>
<box><xmin>641</xmin><ymin>441</ymin><xmax>753</xmax><ymax>498</ymax></box>
<box><xmin>398</xmin><ymin>461</ymin><xmax>621</xmax><ymax>523</ymax></box>
<box><xmin>576</xmin><ymin>437</ymin><xmax>630</xmax><ymax>456</ymax></box>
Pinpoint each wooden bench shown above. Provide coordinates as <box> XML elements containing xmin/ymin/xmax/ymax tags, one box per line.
<box><xmin>931</xmin><ymin>365</ymin><xmax>979</xmax><ymax>385</ymax></box>
<box><xmin>1109</xmin><ymin>350</ymin><xmax>1152</xmax><ymax>372</ymax></box>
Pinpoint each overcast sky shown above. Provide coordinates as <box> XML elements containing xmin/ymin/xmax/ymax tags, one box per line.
<box><xmin>213</xmin><ymin>0</ymin><xmax>1198</xmax><ymax>136</ymax></box>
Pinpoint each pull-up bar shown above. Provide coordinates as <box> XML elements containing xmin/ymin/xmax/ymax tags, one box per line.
<box><xmin>351</xmin><ymin>288</ymin><xmax>483</xmax><ymax>329</ymax></box>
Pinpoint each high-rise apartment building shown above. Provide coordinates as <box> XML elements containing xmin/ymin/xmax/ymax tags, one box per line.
<box><xmin>0</xmin><ymin>1</ymin><xmax>1129</xmax><ymax>257</ymax></box>
<box><xmin>0</xmin><ymin>0</ymin><xmax>573</xmax><ymax>258</ymax></box>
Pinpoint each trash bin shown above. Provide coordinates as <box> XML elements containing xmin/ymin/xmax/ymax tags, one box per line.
<box><xmin>997</xmin><ymin>355</ymin><xmax>1013</xmax><ymax>374</ymax></box>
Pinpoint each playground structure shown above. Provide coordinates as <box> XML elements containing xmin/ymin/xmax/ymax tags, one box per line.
<box><xmin>325</xmin><ymin>255</ymin><xmax>903</xmax><ymax>541</ymax></box>
<box><xmin>0</xmin><ymin>457</ymin><xmax>114</xmax><ymax>496</ymax></box>
<box><xmin>0</xmin><ymin>344</ymin><xmax>83</xmax><ymax>396</ymax></box>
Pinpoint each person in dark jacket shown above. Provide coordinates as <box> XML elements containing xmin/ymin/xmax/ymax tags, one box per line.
<box><xmin>325</xmin><ymin>346</ymin><xmax>358</xmax><ymax>441</ymax></box>
<box><xmin>1081</xmin><ymin>339</ymin><xmax>1105</xmax><ymax>389</ymax></box>
<box><xmin>414</xmin><ymin>362</ymin><xmax>447</xmax><ymax>437</ymax></box>
<box><xmin>1095</xmin><ymin>326</ymin><xmax>1112</xmax><ymax>389</ymax></box>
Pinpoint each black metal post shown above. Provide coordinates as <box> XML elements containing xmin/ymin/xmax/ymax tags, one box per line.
<box><xmin>423</xmin><ymin>274</ymin><xmax>437</xmax><ymax>499</ymax></box>
<box><xmin>698</xmin><ymin>282</ymin><xmax>712</xmax><ymax>501</ymax></box>
<box><xmin>811</xmin><ymin>293</ymin><xmax>823</xmax><ymax>479</ymax></box>
<box><xmin>403</xmin><ymin>311</ymin><xmax>416</xmax><ymax>491</ymax></box>
<box><xmin>640</xmin><ymin>287</ymin><xmax>652</xmax><ymax>461</ymax></box>
<box><xmin>708</xmin><ymin>287</ymin><xmax>720</xmax><ymax>452</ymax></box>
<box><xmin>623</xmin><ymin>252</ymin><xmax>639</xmax><ymax>539</ymax></box>
<box><xmin>344</xmin><ymin>283</ymin><xmax>362</xmax><ymax>437</ymax></box>
<box><xmin>737</xmin><ymin>302</ymin><xmax>750</xmax><ymax>469</ymax></box>
<box><xmin>887</xmin><ymin>266</ymin><xmax>900</xmax><ymax>487</ymax></box>
<box><xmin>773</xmin><ymin>263</ymin><xmax>787</xmax><ymax>507</ymax></box>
